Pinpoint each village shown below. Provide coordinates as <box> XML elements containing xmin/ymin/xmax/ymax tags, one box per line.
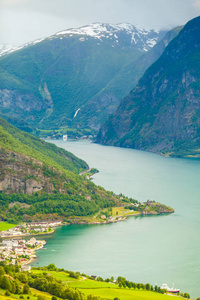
<box><xmin>0</xmin><ymin>221</ymin><xmax>63</xmax><ymax>269</ymax></box>
<box><xmin>0</xmin><ymin>237</ymin><xmax>46</xmax><ymax>270</ymax></box>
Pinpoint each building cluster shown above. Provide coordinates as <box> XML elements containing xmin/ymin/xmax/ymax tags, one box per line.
<box><xmin>0</xmin><ymin>237</ymin><xmax>46</xmax><ymax>267</ymax></box>
<box><xmin>0</xmin><ymin>221</ymin><xmax>62</xmax><ymax>238</ymax></box>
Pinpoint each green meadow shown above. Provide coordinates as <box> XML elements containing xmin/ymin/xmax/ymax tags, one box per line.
<box><xmin>0</xmin><ymin>221</ymin><xmax>17</xmax><ymax>231</ymax></box>
<box><xmin>80</xmin><ymin>288</ymin><xmax>179</xmax><ymax>300</ymax></box>
<box><xmin>31</xmin><ymin>270</ymin><xmax>182</xmax><ymax>300</ymax></box>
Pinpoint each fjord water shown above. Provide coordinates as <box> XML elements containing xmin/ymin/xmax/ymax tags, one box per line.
<box><xmin>33</xmin><ymin>141</ymin><xmax>200</xmax><ymax>297</ymax></box>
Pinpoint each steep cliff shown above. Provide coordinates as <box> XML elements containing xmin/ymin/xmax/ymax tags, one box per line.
<box><xmin>0</xmin><ymin>149</ymin><xmax>55</xmax><ymax>194</ymax></box>
<box><xmin>97</xmin><ymin>17</ymin><xmax>200</xmax><ymax>157</ymax></box>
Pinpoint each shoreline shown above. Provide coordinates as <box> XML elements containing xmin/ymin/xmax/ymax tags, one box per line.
<box><xmin>69</xmin><ymin>210</ymin><xmax>174</xmax><ymax>225</ymax></box>
<box><xmin>0</xmin><ymin>210</ymin><xmax>174</xmax><ymax>239</ymax></box>
<box><xmin>18</xmin><ymin>211</ymin><xmax>173</xmax><ymax>266</ymax></box>
<box><xmin>24</xmin><ymin>243</ymin><xmax>47</xmax><ymax>265</ymax></box>
<box><xmin>22</xmin><ymin>257</ymin><xmax>35</xmax><ymax>265</ymax></box>
<box><xmin>0</xmin><ymin>229</ymin><xmax>55</xmax><ymax>240</ymax></box>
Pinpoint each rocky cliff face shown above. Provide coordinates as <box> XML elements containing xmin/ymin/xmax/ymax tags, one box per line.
<box><xmin>0</xmin><ymin>89</ymin><xmax>49</xmax><ymax>123</ymax></box>
<box><xmin>0</xmin><ymin>148</ymin><xmax>68</xmax><ymax>194</ymax></box>
<box><xmin>97</xmin><ymin>17</ymin><xmax>200</xmax><ymax>157</ymax></box>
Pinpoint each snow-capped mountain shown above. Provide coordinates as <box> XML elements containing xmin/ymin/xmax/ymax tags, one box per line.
<box><xmin>0</xmin><ymin>23</ymin><xmax>166</xmax><ymax>57</ymax></box>
<box><xmin>0</xmin><ymin>45</ymin><xmax>17</xmax><ymax>56</ymax></box>
<box><xmin>54</xmin><ymin>23</ymin><xmax>165</xmax><ymax>52</ymax></box>
<box><xmin>0</xmin><ymin>22</ymin><xmax>170</xmax><ymax>133</ymax></box>
<box><xmin>0</xmin><ymin>38</ymin><xmax>45</xmax><ymax>57</ymax></box>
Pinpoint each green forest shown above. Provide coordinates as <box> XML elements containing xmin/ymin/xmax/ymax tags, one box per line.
<box><xmin>0</xmin><ymin>192</ymin><xmax>116</xmax><ymax>224</ymax></box>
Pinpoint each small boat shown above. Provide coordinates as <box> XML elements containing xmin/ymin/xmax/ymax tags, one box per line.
<box><xmin>63</xmin><ymin>135</ymin><xmax>68</xmax><ymax>141</ymax></box>
<box><xmin>161</xmin><ymin>283</ymin><xmax>180</xmax><ymax>293</ymax></box>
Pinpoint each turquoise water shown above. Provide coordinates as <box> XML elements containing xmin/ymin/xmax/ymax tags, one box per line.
<box><xmin>33</xmin><ymin>141</ymin><xmax>200</xmax><ymax>298</ymax></box>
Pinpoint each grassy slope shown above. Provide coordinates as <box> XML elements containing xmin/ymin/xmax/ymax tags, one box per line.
<box><xmin>0</xmin><ymin>282</ymin><xmax>179</xmax><ymax>300</ymax></box>
<box><xmin>82</xmin><ymin>289</ymin><xmax>177</xmax><ymax>300</ymax></box>
<box><xmin>0</xmin><ymin>221</ymin><xmax>17</xmax><ymax>231</ymax></box>
<box><xmin>31</xmin><ymin>270</ymin><xmax>182</xmax><ymax>300</ymax></box>
<box><xmin>0</xmin><ymin>117</ymin><xmax>88</xmax><ymax>174</ymax></box>
<box><xmin>0</xmin><ymin>287</ymin><xmax>52</xmax><ymax>300</ymax></box>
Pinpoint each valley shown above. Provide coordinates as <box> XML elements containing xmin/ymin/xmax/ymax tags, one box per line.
<box><xmin>0</xmin><ymin>23</ymin><xmax>168</xmax><ymax>135</ymax></box>
<box><xmin>0</xmin><ymin>7</ymin><xmax>200</xmax><ymax>299</ymax></box>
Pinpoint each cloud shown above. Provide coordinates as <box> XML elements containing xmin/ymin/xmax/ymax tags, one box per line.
<box><xmin>193</xmin><ymin>0</ymin><xmax>200</xmax><ymax>9</ymax></box>
<box><xmin>0</xmin><ymin>0</ymin><xmax>199</xmax><ymax>45</ymax></box>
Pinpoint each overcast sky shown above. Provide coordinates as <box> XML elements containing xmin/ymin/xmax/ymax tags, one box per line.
<box><xmin>0</xmin><ymin>0</ymin><xmax>200</xmax><ymax>45</ymax></box>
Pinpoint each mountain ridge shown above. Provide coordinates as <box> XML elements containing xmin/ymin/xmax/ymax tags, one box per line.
<box><xmin>0</xmin><ymin>23</ymin><xmax>167</xmax><ymax>134</ymax></box>
<box><xmin>96</xmin><ymin>16</ymin><xmax>200</xmax><ymax>157</ymax></box>
<box><xmin>0</xmin><ymin>22</ymin><xmax>165</xmax><ymax>57</ymax></box>
<box><xmin>53</xmin><ymin>22</ymin><xmax>164</xmax><ymax>52</ymax></box>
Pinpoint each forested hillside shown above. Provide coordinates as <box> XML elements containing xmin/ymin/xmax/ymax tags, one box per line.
<box><xmin>0</xmin><ymin>118</ymin><xmax>121</xmax><ymax>223</ymax></box>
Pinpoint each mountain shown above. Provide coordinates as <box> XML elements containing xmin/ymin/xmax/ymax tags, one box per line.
<box><xmin>73</xmin><ymin>26</ymin><xmax>181</xmax><ymax>131</ymax></box>
<box><xmin>96</xmin><ymin>17</ymin><xmax>200</xmax><ymax>157</ymax></box>
<box><xmin>0</xmin><ymin>23</ymin><xmax>166</xmax><ymax>134</ymax></box>
<box><xmin>0</xmin><ymin>118</ymin><xmax>174</xmax><ymax>223</ymax></box>
<box><xmin>0</xmin><ymin>45</ymin><xmax>17</xmax><ymax>57</ymax></box>
<box><xmin>0</xmin><ymin>39</ymin><xmax>45</xmax><ymax>57</ymax></box>
<box><xmin>0</xmin><ymin>117</ymin><xmax>123</xmax><ymax>223</ymax></box>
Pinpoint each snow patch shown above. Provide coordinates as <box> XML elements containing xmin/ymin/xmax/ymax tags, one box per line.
<box><xmin>146</xmin><ymin>39</ymin><xmax>157</xmax><ymax>47</ymax></box>
<box><xmin>55</xmin><ymin>22</ymin><xmax>147</xmax><ymax>42</ymax></box>
<box><xmin>0</xmin><ymin>38</ymin><xmax>45</xmax><ymax>57</ymax></box>
<box><xmin>131</xmin><ymin>34</ymin><xmax>137</xmax><ymax>44</ymax></box>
